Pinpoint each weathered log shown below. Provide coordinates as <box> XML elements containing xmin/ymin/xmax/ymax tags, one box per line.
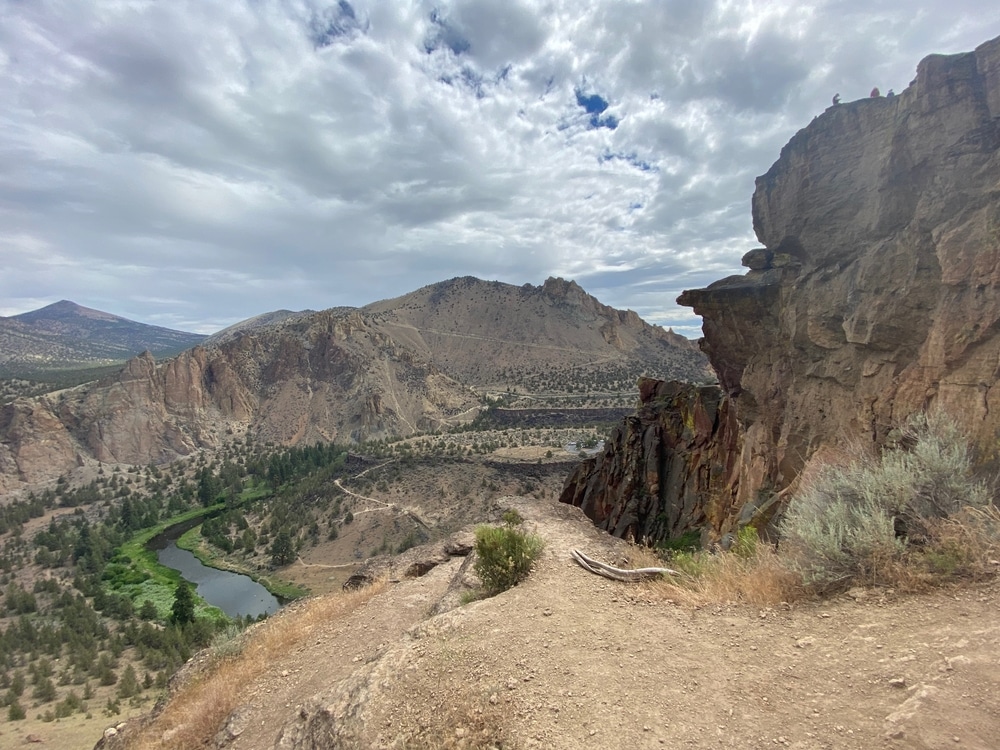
<box><xmin>570</xmin><ymin>549</ymin><xmax>678</xmax><ymax>582</ymax></box>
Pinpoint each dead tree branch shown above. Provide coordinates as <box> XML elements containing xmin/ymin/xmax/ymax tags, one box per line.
<box><xmin>570</xmin><ymin>549</ymin><xmax>679</xmax><ymax>582</ymax></box>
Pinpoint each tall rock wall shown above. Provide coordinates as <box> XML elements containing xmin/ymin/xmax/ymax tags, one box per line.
<box><xmin>564</xmin><ymin>35</ymin><xmax>1000</xmax><ymax>544</ymax></box>
<box><xmin>559</xmin><ymin>379</ymin><xmax>744</xmax><ymax>545</ymax></box>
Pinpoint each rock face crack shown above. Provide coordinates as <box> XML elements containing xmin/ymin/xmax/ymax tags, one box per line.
<box><xmin>560</xmin><ymin>379</ymin><xmax>744</xmax><ymax>545</ymax></box>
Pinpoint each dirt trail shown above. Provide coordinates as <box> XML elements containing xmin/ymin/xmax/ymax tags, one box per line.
<box><xmin>130</xmin><ymin>497</ymin><xmax>1000</xmax><ymax>750</ymax></box>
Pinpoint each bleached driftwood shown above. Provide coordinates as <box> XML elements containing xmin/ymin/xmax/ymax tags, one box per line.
<box><xmin>570</xmin><ymin>549</ymin><xmax>679</xmax><ymax>582</ymax></box>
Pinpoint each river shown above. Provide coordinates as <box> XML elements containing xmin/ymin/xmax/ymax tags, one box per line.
<box><xmin>150</xmin><ymin>529</ymin><xmax>281</xmax><ymax>619</ymax></box>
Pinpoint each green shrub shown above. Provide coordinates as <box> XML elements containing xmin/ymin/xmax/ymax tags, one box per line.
<box><xmin>780</xmin><ymin>412</ymin><xmax>995</xmax><ymax>590</ymax></box>
<box><xmin>473</xmin><ymin>513</ymin><xmax>543</xmax><ymax>595</ymax></box>
<box><xmin>210</xmin><ymin>623</ymin><xmax>246</xmax><ymax>662</ymax></box>
<box><xmin>657</xmin><ymin>529</ymin><xmax>701</xmax><ymax>555</ymax></box>
<box><xmin>663</xmin><ymin>549</ymin><xmax>706</xmax><ymax>577</ymax></box>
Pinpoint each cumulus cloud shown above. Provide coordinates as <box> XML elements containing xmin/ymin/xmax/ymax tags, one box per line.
<box><xmin>0</xmin><ymin>0</ymin><xmax>997</xmax><ymax>335</ymax></box>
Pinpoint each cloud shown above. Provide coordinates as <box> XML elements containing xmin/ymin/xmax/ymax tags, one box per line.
<box><xmin>309</xmin><ymin>1</ymin><xmax>367</xmax><ymax>48</ymax></box>
<box><xmin>0</xmin><ymin>0</ymin><xmax>998</xmax><ymax>336</ymax></box>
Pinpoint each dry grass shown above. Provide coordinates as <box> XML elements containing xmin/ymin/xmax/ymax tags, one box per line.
<box><xmin>628</xmin><ymin>541</ymin><xmax>804</xmax><ymax>608</ymax></box>
<box><xmin>129</xmin><ymin>579</ymin><xmax>388</xmax><ymax>750</ymax></box>
<box><xmin>907</xmin><ymin>504</ymin><xmax>1000</xmax><ymax>585</ymax></box>
<box><xmin>631</xmin><ymin>503</ymin><xmax>1000</xmax><ymax>608</ymax></box>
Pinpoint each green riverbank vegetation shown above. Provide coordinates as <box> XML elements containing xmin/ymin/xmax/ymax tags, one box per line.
<box><xmin>0</xmin><ymin>437</ymin><xmax>361</xmax><ymax>732</ymax></box>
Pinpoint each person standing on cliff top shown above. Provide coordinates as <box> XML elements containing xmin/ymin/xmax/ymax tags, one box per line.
<box><xmin>870</xmin><ymin>87</ymin><xmax>881</xmax><ymax>97</ymax></box>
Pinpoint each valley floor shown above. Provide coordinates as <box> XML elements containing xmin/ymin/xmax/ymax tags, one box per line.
<box><xmin>103</xmin><ymin>496</ymin><xmax>1000</xmax><ymax>750</ymax></box>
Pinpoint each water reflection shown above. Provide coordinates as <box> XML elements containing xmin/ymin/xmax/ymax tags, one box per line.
<box><xmin>155</xmin><ymin>541</ymin><xmax>280</xmax><ymax>619</ymax></box>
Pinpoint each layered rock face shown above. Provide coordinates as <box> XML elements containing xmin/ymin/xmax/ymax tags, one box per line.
<box><xmin>559</xmin><ymin>379</ymin><xmax>742</xmax><ymax>545</ymax></box>
<box><xmin>564</xmin><ymin>35</ymin><xmax>1000</xmax><ymax>544</ymax></box>
<box><xmin>0</xmin><ymin>318</ymin><xmax>473</xmax><ymax>493</ymax></box>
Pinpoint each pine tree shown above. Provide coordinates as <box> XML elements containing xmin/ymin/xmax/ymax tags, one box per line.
<box><xmin>116</xmin><ymin>665</ymin><xmax>140</xmax><ymax>699</ymax></box>
<box><xmin>170</xmin><ymin>581</ymin><xmax>196</xmax><ymax>625</ymax></box>
<box><xmin>139</xmin><ymin>599</ymin><xmax>159</xmax><ymax>621</ymax></box>
<box><xmin>197</xmin><ymin>469</ymin><xmax>220</xmax><ymax>507</ymax></box>
<box><xmin>270</xmin><ymin>530</ymin><xmax>295</xmax><ymax>567</ymax></box>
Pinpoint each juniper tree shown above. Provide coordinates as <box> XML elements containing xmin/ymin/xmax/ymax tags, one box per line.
<box><xmin>170</xmin><ymin>581</ymin><xmax>196</xmax><ymax>625</ymax></box>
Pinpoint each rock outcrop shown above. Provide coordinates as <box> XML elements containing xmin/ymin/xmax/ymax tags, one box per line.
<box><xmin>564</xmin><ymin>35</ymin><xmax>1000</xmax><ymax>544</ymax></box>
<box><xmin>559</xmin><ymin>379</ymin><xmax>743</xmax><ymax>545</ymax></box>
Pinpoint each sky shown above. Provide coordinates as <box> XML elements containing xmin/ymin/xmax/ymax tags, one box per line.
<box><xmin>2</xmin><ymin>2</ymin><xmax>998</xmax><ymax>336</ymax></box>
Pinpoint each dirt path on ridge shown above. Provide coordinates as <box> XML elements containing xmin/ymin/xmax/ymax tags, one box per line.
<box><xmin>112</xmin><ymin>497</ymin><xmax>1000</xmax><ymax>750</ymax></box>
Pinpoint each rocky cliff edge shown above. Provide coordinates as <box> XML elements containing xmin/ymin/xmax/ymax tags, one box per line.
<box><xmin>564</xmin><ymin>35</ymin><xmax>1000</xmax><ymax>544</ymax></box>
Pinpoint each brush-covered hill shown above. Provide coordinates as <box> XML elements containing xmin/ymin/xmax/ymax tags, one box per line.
<box><xmin>0</xmin><ymin>278</ymin><xmax>707</xmax><ymax>494</ymax></box>
<box><xmin>0</xmin><ymin>300</ymin><xmax>207</xmax><ymax>376</ymax></box>
<box><xmin>202</xmin><ymin>310</ymin><xmax>318</xmax><ymax>348</ymax></box>
<box><xmin>362</xmin><ymin>276</ymin><xmax>704</xmax><ymax>388</ymax></box>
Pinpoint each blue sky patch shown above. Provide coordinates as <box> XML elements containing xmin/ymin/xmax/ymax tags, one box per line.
<box><xmin>575</xmin><ymin>89</ymin><xmax>617</xmax><ymax>129</ymax></box>
<box><xmin>575</xmin><ymin>89</ymin><xmax>609</xmax><ymax>114</ymax></box>
<box><xmin>425</xmin><ymin>9</ymin><xmax>471</xmax><ymax>55</ymax></box>
<box><xmin>599</xmin><ymin>151</ymin><xmax>654</xmax><ymax>171</ymax></box>
<box><xmin>309</xmin><ymin>1</ymin><xmax>364</xmax><ymax>48</ymax></box>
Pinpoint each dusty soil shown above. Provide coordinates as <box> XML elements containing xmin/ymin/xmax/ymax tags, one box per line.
<box><xmin>268</xmin><ymin>457</ymin><xmax>573</xmax><ymax>595</ymax></box>
<box><xmin>114</xmin><ymin>495</ymin><xmax>1000</xmax><ymax>750</ymax></box>
<box><xmin>0</xmin><ymin>687</ymin><xmax>148</xmax><ymax>750</ymax></box>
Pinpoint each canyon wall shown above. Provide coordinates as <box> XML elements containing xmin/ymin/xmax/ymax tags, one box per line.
<box><xmin>0</xmin><ymin>317</ymin><xmax>473</xmax><ymax>494</ymax></box>
<box><xmin>563</xmin><ymin>35</ymin><xmax>1000</xmax><ymax>544</ymax></box>
<box><xmin>0</xmin><ymin>277</ymin><xmax>706</xmax><ymax>496</ymax></box>
<box><xmin>559</xmin><ymin>379</ymin><xmax>744</xmax><ymax>545</ymax></box>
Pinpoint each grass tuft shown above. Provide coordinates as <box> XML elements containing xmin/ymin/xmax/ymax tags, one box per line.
<box><xmin>637</xmin><ymin>530</ymin><xmax>802</xmax><ymax>607</ymax></box>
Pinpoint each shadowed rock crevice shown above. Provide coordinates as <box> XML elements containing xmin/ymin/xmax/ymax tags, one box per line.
<box><xmin>560</xmin><ymin>379</ymin><xmax>743</xmax><ymax>544</ymax></box>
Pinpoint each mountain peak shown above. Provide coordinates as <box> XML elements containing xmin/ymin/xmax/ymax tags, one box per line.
<box><xmin>1</xmin><ymin>301</ymin><xmax>207</xmax><ymax>375</ymax></box>
<box><xmin>15</xmin><ymin>299</ymin><xmax>122</xmax><ymax>324</ymax></box>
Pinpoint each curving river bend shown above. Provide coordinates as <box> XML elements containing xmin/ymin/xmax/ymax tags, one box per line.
<box><xmin>149</xmin><ymin>527</ymin><xmax>281</xmax><ymax>619</ymax></box>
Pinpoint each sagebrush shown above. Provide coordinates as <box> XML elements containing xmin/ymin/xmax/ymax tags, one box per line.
<box><xmin>473</xmin><ymin>510</ymin><xmax>544</xmax><ymax>595</ymax></box>
<box><xmin>780</xmin><ymin>412</ymin><xmax>997</xmax><ymax>590</ymax></box>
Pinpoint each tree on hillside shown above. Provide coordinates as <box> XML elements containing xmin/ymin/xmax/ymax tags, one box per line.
<box><xmin>197</xmin><ymin>468</ymin><xmax>220</xmax><ymax>507</ymax></box>
<box><xmin>170</xmin><ymin>581</ymin><xmax>196</xmax><ymax>625</ymax></box>
<box><xmin>117</xmin><ymin>664</ymin><xmax>140</xmax><ymax>699</ymax></box>
<box><xmin>139</xmin><ymin>599</ymin><xmax>158</xmax><ymax>621</ymax></box>
<box><xmin>7</xmin><ymin>700</ymin><xmax>26</xmax><ymax>721</ymax></box>
<box><xmin>270</xmin><ymin>529</ymin><xmax>295</xmax><ymax>567</ymax></box>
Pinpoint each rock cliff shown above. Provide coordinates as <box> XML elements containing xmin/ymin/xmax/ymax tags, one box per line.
<box><xmin>559</xmin><ymin>379</ymin><xmax>743</xmax><ymax>545</ymax></box>
<box><xmin>563</xmin><ymin>35</ymin><xmax>1000</xmax><ymax>544</ymax></box>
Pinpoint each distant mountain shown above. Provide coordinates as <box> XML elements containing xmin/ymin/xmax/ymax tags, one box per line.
<box><xmin>361</xmin><ymin>276</ymin><xmax>705</xmax><ymax>386</ymax></box>
<box><xmin>0</xmin><ymin>278</ymin><xmax>710</xmax><ymax>492</ymax></box>
<box><xmin>0</xmin><ymin>300</ymin><xmax>207</xmax><ymax>376</ymax></box>
<box><xmin>202</xmin><ymin>309</ymin><xmax>317</xmax><ymax>347</ymax></box>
